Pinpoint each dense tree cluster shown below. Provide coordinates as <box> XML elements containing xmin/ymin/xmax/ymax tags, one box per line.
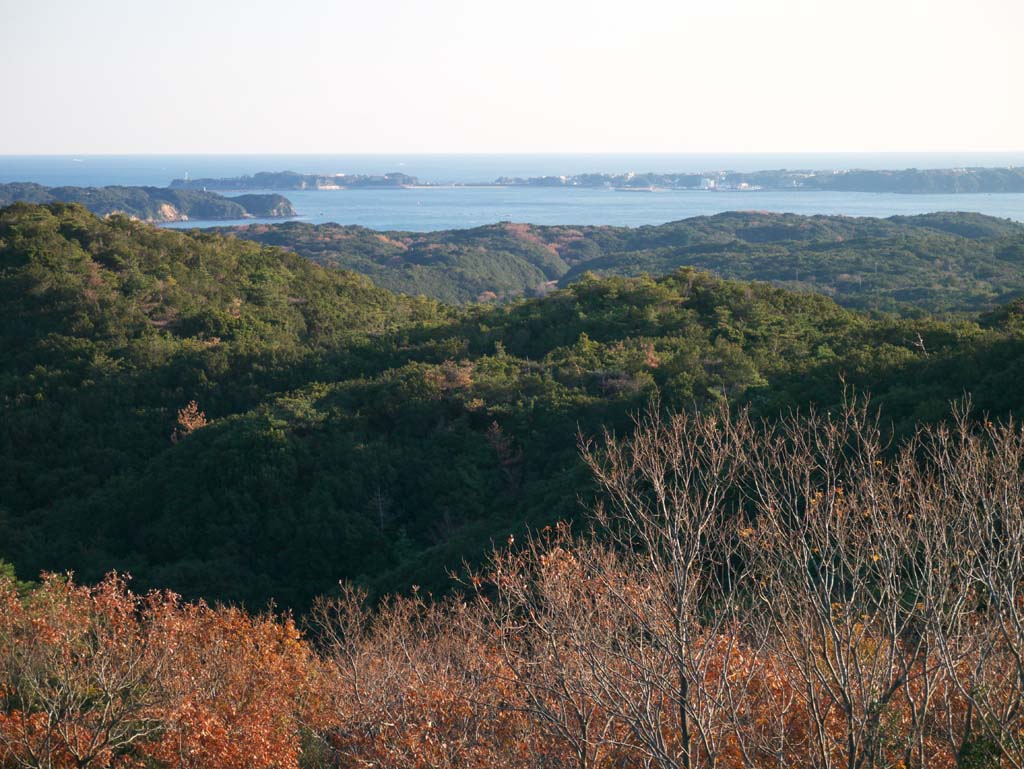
<box><xmin>4</xmin><ymin>403</ymin><xmax>1024</xmax><ymax>769</ymax></box>
<box><xmin>0</xmin><ymin>184</ymin><xmax>295</xmax><ymax>222</ymax></box>
<box><xmin>225</xmin><ymin>211</ymin><xmax>1024</xmax><ymax>311</ymax></box>
<box><xmin>2</xmin><ymin>203</ymin><xmax>1024</xmax><ymax>608</ymax></box>
<box><xmin>4</xmin><ymin>201</ymin><xmax>1024</xmax><ymax>767</ymax></box>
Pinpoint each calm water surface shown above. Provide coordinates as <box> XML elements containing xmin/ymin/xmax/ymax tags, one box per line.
<box><xmin>160</xmin><ymin>187</ymin><xmax>1024</xmax><ymax>232</ymax></box>
<box><xmin>3</xmin><ymin>154</ymin><xmax>1023</xmax><ymax>231</ymax></box>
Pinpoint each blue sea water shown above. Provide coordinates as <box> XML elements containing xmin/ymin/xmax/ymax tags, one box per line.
<box><xmin>2</xmin><ymin>153</ymin><xmax>1024</xmax><ymax>231</ymax></box>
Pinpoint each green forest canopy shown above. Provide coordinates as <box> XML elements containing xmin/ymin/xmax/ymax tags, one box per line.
<box><xmin>2</xmin><ymin>202</ymin><xmax>1024</xmax><ymax>608</ymax></box>
<box><xmin>223</xmin><ymin>211</ymin><xmax>1024</xmax><ymax>311</ymax></box>
<box><xmin>0</xmin><ymin>182</ymin><xmax>295</xmax><ymax>222</ymax></box>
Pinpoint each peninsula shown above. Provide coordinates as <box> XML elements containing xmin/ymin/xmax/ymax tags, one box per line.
<box><xmin>0</xmin><ymin>183</ymin><xmax>296</xmax><ymax>222</ymax></box>
<box><xmin>169</xmin><ymin>170</ymin><xmax>420</xmax><ymax>190</ymax></box>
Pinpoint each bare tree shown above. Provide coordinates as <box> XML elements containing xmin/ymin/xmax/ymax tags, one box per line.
<box><xmin>744</xmin><ymin>400</ymin><xmax>950</xmax><ymax>769</ymax></box>
<box><xmin>577</xmin><ymin>402</ymin><xmax>755</xmax><ymax>769</ymax></box>
<box><xmin>468</xmin><ymin>525</ymin><xmax>619</xmax><ymax>769</ymax></box>
<box><xmin>311</xmin><ymin>583</ymin><xmax>524</xmax><ymax>769</ymax></box>
<box><xmin>934</xmin><ymin>412</ymin><xmax>1024</xmax><ymax>768</ymax></box>
<box><xmin>890</xmin><ymin>412</ymin><xmax>987</xmax><ymax>769</ymax></box>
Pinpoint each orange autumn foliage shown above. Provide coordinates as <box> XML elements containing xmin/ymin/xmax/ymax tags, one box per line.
<box><xmin>171</xmin><ymin>400</ymin><xmax>208</xmax><ymax>443</ymax></box>
<box><xmin>0</xmin><ymin>574</ymin><xmax>179</xmax><ymax>769</ymax></box>
<box><xmin>0</xmin><ymin>564</ymin><xmax>1020</xmax><ymax>769</ymax></box>
<box><xmin>144</xmin><ymin>605</ymin><xmax>310</xmax><ymax>769</ymax></box>
<box><xmin>0</xmin><ymin>575</ymin><xmax>309</xmax><ymax>769</ymax></box>
<box><xmin>2</xmin><ymin>404</ymin><xmax>1024</xmax><ymax>769</ymax></box>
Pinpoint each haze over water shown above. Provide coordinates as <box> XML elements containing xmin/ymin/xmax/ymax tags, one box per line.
<box><xmin>3</xmin><ymin>153</ymin><xmax>1024</xmax><ymax>231</ymax></box>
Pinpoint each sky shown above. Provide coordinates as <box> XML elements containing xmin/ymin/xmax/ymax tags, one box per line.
<box><xmin>1</xmin><ymin>0</ymin><xmax>1021</xmax><ymax>154</ymax></box>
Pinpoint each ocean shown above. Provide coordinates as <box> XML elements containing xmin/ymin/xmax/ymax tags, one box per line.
<box><xmin>2</xmin><ymin>153</ymin><xmax>1024</xmax><ymax>231</ymax></box>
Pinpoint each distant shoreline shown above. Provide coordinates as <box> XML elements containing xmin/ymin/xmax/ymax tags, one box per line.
<box><xmin>169</xmin><ymin>166</ymin><xmax>1024</xmax><ymax>195</ymax></box>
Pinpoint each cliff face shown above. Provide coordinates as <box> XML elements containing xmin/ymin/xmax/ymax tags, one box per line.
<box><xmin>0</xmin><ymin>184</ymin><xmax>295</xmax><ymax>222</ymax></box>
<box><xmin>157</xmin><ymin>202</ymin><xmax>183</xmax><ymax>221</ymax></box>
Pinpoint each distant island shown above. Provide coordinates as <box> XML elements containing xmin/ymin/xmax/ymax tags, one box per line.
<box><xmin>170</xmin><ymin>170</ymin><xmax>422</xmax><ymax>190</ymax></box>
<box><xmin>171</xmin><ymin>166</ymin><xmax>1024</xmax><ymax>194</ymax></box>
<box><xmin>497</xmin><ymin>166</ymin><xmax>1024</xmax><ymax>193</ymax></box>
<box><xmin>0</xmin><ymin>183</ymin><xmax>296</xmax><ymax>222</ymax></box>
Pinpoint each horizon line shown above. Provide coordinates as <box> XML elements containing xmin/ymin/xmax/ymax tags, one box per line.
<box><xmin>3</xmin><ymin>150</ymin><xmax>1024</xmax><ymax>158</ymax></box>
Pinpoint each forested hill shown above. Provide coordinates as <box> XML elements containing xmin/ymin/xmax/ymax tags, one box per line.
<box><xmin>223</xmin><ymin>211</ymin><xmax>1024</xmax><ymax>312</ymax></box>
<box><xmin>3</xmin><ymin>202</ymin><xmax>1024</xmax><ymax>608</ymax></box>
<box><xmin>0</xmin><ymin>182</ymin><xmax>295</xmax><ymax>222</ymax></box>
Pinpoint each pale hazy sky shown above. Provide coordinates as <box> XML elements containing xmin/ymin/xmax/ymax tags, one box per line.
<box><xmin>1</xmin><ymin>0</ymin><xmax>1020</xmax><ymax>154</ymax></box>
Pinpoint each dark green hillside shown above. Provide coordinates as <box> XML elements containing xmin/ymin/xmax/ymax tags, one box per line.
<box><xmin>0</xmin><ymin>203</ymin><xmax>445</xmax><ymax>567</ymax></box>
<box><xmin>0</xmin><ymin>183</ymin><xmax>296</xmax><ymax>222</ymax></box>
<box><xmin>225</xmin><ymin>211</ymin><xmax>1024</xmax><ymax>312</ymax></box>
<box><xmin>887</xmin><ymin>211</ymin><xmax>1024</xmax><ymax>238</ymax></box>
<box><xmin>3</xmin><ymin>203</ymin><xmax>1024</xmax><ymax>608</ymax></box>
<box><xmin>231</xmin><ymin>220</ymin><xmax>572</xmax><ymax>303</ymax></box>
<box><xmin>561</xmin><ymin>213</ymin><xmax>1024</xmax><ymax>314</ymax></box>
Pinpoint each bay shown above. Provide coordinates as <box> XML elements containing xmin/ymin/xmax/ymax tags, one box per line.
<box><xmin>164</xmin><ymin>186</ymin><xmax>1024</xmax><ymax>232</ymax></box>
<box><xmin>2</xmin><ymin>153</ymin><xmax>1023</xmax><ymax>231</ymax></box>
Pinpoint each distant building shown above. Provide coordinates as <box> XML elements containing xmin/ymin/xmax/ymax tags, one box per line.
<box><xmin>700</xmin><ymin>177</ymin><xmax>716</xmax><ymax>190</ymax></box>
